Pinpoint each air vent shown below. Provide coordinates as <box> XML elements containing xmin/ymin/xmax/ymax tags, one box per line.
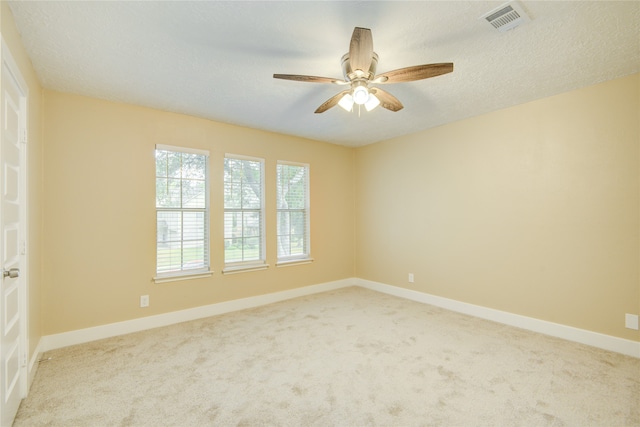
<box><xmin>480</xmin><ymin>1</ymin><xmax>531</xmax><ymax>32</ymax></box>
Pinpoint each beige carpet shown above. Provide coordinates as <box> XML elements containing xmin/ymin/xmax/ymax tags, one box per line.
<box><xmin>15</xmin><ymin>287</ymin><xmax>640</xmax><ymax>426</ymax></box>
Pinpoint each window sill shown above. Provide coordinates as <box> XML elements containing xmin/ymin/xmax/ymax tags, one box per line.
<box><xmin>222</xmin><ymin>262</ymin><xmax>269</xmax><ymax>275</ymax></box>
<box><xmin>153</xmin><ymin>270</ymin><xmax>213</xmax><ymax>284</ymax></box>
<box><xmin>276</xmin><ymin>257</ymin><xmax>314</xmax><ymax>267</ymax></box>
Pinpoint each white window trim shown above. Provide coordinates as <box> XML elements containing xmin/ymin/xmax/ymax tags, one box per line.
<box><xmin>224</xmin><ymin>154</ymin><xmax>266</xmax><ymax>270</ymax></box>
<box><xmin>276</xmin><ymin>257</ymin><xmax>314</xmax><ymax>268</ymax></box>
<box><xmin>156</xmin><ymin>144</ymin><xmax>209</xmax><ymax>157</ymax></box>
<box><xmin>155</xmin><ymin>144</ymin><xmax>212</xmax><ymax>281</ymax></box>
<box><xmin>222</xmin><ymin>261</ymin><xmax>270</xmax><ymax>275</ymax></box>
<box><xmin>276</xmin><ymin>160</ymin><xmax>311</xmax><ymax>264</ymax></box>
<box><xmin>153</xmin><ymin>270</ymin><xmax>213</xmax><ymax>284</ymax></box>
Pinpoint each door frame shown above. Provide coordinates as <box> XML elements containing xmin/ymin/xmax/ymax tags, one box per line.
<box><xmin>0</xmin><ymin>35</ymin><xmax>30</xmax><ymax>402</ymax></box>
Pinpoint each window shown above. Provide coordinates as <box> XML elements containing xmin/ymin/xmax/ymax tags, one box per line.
<box><xmin>277</xmin><ymin>162</ymin><xmax>311</xmax><ymax>264</ymax></box>
<box><xmin>224</xmin><ymin>155</ymin><xmax>266</xmax><ymax>272</ymax></box>
<box><xmin>155</xmin><ymin>145</ymin><xmax>210</xmax><ymax>281</ymax></box>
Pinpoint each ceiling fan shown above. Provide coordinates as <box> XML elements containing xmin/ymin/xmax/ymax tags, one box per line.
<box><xmin>274</xmin><ymin>27</ymin><xmax>453</xmax><ymax>114</ymax></box>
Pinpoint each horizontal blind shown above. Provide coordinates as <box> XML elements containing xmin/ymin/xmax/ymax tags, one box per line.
<box><xmin>276</xmin><ymin>162</ymin><xmax>309</xmax><ymax>260</ymax></box>
<box><xmin>224</xmin><ymin>155</ymin><xmax>264</xmax><ymax>264</ymax></box>
<box><xmin>156</xmin><ymin>145</ymin><xmax>209</xmax><ymax>275</ymax></box>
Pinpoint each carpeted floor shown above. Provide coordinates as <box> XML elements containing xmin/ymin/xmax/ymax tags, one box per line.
<box><xmin>14</xmin><ymin>286</ymin><xmax>640</xmax><ymax>426</ymax></box>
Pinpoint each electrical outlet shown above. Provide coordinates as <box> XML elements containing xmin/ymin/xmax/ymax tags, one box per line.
<box><xmin>140</xmin><ymin>295</ymin><xmax>149</xmax><ymax>308</ymax></box>
<box><xmin>408</xmin><ymin>273</ymin><xmax>414</xmax><ymax>283</ymax></box>
<box><xmin>625</xmin><ymin>314</ymin><xmax>639</xmax><ymax>330</ymax></box>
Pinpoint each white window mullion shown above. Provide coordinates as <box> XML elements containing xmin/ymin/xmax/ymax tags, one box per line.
<box><xmin>155</xmin><ymin>144</ymin><xmax>211</xmax><ymax>281</ymax></box>
<box><xmin>223</xmin><ymin>154</ymin><xmax>266</xmax><ymax>273</ymax></box>
<box><xmin>276</xmin><ymin>161</ymin><xmax>311</xmax><ymax>265</ymax></box>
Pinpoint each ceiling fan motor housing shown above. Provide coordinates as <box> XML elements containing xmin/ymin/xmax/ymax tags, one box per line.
<box><xmin>341</xmin><ymin>52</ymin><xmax>378</xmax><ymax>82</ymax></box>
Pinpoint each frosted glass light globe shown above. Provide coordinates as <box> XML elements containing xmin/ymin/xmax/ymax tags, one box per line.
<box><xmin>352</xmin><ymin>85</ymin><xmax>369</xmax><ymax>105</ymax></box>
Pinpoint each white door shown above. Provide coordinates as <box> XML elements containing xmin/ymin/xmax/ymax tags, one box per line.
<box><xmin>0</xmin><ymin>41</ymin><xmax>27</xmax><ymax>427</ymax></box>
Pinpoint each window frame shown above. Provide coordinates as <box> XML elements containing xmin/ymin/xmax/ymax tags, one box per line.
<box><xmin>276</xmin><ymin>161</ymin><xmax>312</xmax><ymax>266</ymax></box>
<box><xmin>222</xmin><ymin>154</ymin><xmax>268</xmax><ymax>274</ymax></box>
<box><xmin>154</xmin><ymin>144</ymin><xmax>212</xmax><ymax>283</ymax></box>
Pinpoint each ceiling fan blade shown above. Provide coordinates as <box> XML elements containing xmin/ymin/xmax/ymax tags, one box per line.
<box><xmin>273</xmin><ymin>74</ymin><xmax>348</xmax><ymax>85</ymax></box>
<box><xmin>370</xmin><ymin>88</ymin><xmax>403</xmax><ymax>112</ymax></box>
<box><xmin>373</xmin><ymin>63</ymin><xmax>454</xmax><ymax>84</ymax></box>
<box><xmin>349</xmin><ymin>27</ymin><xmax>373</xmax><ymax>74</ymax></box>
<box><xmin>315</xmin><ymin>90</ymin><xmax>350</xmax><ymax>114</ymax></box>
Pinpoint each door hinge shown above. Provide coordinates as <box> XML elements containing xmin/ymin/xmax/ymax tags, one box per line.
<box><xmin>20</xmin><ymin>129</ymin><xmax>27</xmax><ymax>144</ymax></box>
<box><xmin>21</xmin><ymin>240</ymin><xmax>26</xmax><ymax>255</ymax></box>
<box><xmin>21</xmin><ymin>352</ymin><xmax>27</xmax><ymax>368</ymax></box>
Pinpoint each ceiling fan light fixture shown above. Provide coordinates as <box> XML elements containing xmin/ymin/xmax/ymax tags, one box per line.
<box><xmin>364</xmin><ymin>93</ymin><xmax>380</xmax><ymax>111</ymax></box>
<box><xmin>352</xmin><ymin>83</ymin><xmax>369</xmax><ymax>105</ymax></box>
<box><xmin>338</xmin><ymin>93</ymin><xmax>354</xmax><ymax>111</ymax></box>
<box><xmin>274</xmin><ymin>27</ymin><xmax>453</xmax><ymax>114</ymax></box>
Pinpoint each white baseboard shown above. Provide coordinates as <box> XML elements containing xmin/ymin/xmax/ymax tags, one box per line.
<box><xmin>356</xmin><ymin>279</ymin><xmax>640</xmax><ymax>359</ymax></box>
<box><xmin>41</xmin><ymin>278</ymin><xmax>356</xmax><ymax>352</ymax></box>
<box><xmin>27</xmin><ymin>338</ymin><xmax>43</xmax><ymax>389</ymax></box>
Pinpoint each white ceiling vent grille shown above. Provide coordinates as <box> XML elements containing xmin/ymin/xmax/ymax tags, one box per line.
<box><xmin>481</xmin><ymin>1</ymin><xmax>531</xmax><ymax>32</ymax></box>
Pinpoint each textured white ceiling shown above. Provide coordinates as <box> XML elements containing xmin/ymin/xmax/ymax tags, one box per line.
<box><xmin>8</xmin><ymin>1</ymin><xmax>640</xmax><ymax>147</ymax></box>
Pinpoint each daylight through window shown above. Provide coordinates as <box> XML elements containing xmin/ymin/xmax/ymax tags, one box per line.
<box><xmin>277</xmin><ymin>162</ymin><xmax>310</xmax><ymax>261</ymax></box>
<box><xmin>155</xmin><ymin>145</ymin><xmax>210</xmax><ymax>277</ymax></box>
<box><xmin>224</xmin><ymin>155</ymin><xmax>265</xmax><ymax>267</ymax></box>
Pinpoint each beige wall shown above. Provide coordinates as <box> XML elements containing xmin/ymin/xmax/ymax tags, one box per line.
<box><xmin>4</xmin><ymin>0</ymin><xmax>638</xmax><ymax>346</ymax></box>
<box><xmin>355</xmin><ymin>73</ymin><xmax>639</xmax><ymax>341</ymax></box>
<box><xmin>42</xmin><ymin>91</ymin><xmax>355</xmax><ymax>334</ymax></box>
<box><xmin>1</xmin><ymin>3</ymin><xmax>44</xmax><ymax>359</ymax></box>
